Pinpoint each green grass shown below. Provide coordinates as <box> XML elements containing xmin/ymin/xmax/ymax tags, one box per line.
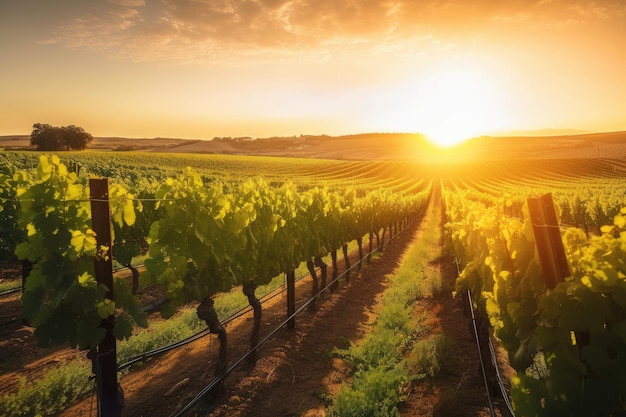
<box><xmin>0</xmin><ymin>359</ymin><xmax>93</xmax><ymax>417</ymax></box>
<box><xmin>0</xmin><ymin>280</ymin><xmax>20</xmax><ymax>293</ymax></box>
<box><xmin>329</xmin><ymin>206</ymin><xmax>447</xmax><ymax>417</ymax></box>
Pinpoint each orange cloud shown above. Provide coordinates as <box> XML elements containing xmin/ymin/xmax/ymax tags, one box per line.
<box><xmin>43</xmin><ymin>0</ymin><xmax>626</xmax><ymax>63</ymax></box>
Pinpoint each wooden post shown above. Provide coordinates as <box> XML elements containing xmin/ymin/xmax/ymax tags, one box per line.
<box><xmin>527</xmin><ymin>193</ymin><xmax>570</xmax><ymax>289</ymax></box>
<box><xmin>342</xmin><ymin>243</ymin><xmax>350</xmax><ymax>282</ymax></box>
<box><xmin>286</xmin><ymin>270</ymin><xmax>296</xmax><ymax>329</ymax></box>
<box><xmin>90</xmin><ymin>178</ymin><xmax>121</xmax><ymax>417</ymax></box>
<box><xmin>21</xmin><ymin>260</ymin><xmax>33</xmax><ymax>325</ymax></box>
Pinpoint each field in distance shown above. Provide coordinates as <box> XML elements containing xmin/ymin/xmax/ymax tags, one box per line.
<box><xmin>2</xmin><ymin>130</ymin><xmax>626</xmax><ymax>160</ymax></box>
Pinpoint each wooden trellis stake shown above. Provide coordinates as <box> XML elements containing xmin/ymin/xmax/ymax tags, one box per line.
<box><xmin>527</xmin><ymin>193</ymin><xmax>570</xmax><ymax>289</ymax></box>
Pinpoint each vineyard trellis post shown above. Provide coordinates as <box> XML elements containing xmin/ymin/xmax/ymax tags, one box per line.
<box><xmin>21</xmin><ymin>259</ymin><xmax>33</xmax><ymax>325</ymax></box>
<box><xmin>287</xmin><ymin>270</ymin><xmax>296</xmax><ymax>329</ymax></box>
<box><xmin>90</xmin><ymin>178</ymin><xmax>122</xmax><ymax>417</ymax></box>
<box><xmin>527</xmin><ymin>193</ymin><xmax>570</xmax><ymax>289</ymax></box>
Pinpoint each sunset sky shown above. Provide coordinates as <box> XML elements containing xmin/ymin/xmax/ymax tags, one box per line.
<box><xmin>1</xmin><ymin>0</ymin><xmax>625</xmax><ymax>146</ymax></box>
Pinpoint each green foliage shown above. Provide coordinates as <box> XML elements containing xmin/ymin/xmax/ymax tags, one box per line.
<box><xmin>15</xmin><ymin>155</ymin><xmax>145</xmax><ymax>349</ymax></box>
<box><xmin>330</xmin><ymin>363</ymin><xmax>405</xmax><ymax>417</ymax></box>
<box><xmin>445</xmin><ymin>184</ymin><xmax>626</xmax><ymax>416</ymax></box>
<box><xmin>144</xmin><ymin>168</ymin><xmax>431</xmax><ymax>314</ymax></box>
<box><xmin>406</xmin><ymin>336</ymin><xmax>445</xmax><ymax>379</ymax></box>
<box><xmin>117</xmin><ymin>309</ymin><xmax>205</xmax><ymax>366</ymax></box>
<box><xmin>0</xmin><ymin>359</ymin><xmax>93</xmax><ymax>417</ymax></box>
<box><xmin>30</xmin><ymin>123</ymin><xmax>93</xmax><ymax>151</ymax></box>
<box><xmin>1</xmin><ymin>151</ymin><xmax>432</xmax><ymax>416</ymax></box>
<box><xmin>0</xmin><ymin>164</ymin><xmax>27</xmax><ymax>260</ymax></box>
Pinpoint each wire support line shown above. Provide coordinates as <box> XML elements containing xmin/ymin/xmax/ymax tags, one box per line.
<box><xmin>117</xmin><ymin>328</ymin><xmax>212</xmax><ymax>372</ymax></box>
<box><xmin>9</xmin><ymin>196</ymin><xmax>179</xmax><ymax>205</ymax></box>
<box><xmin>532</xmin><ymin>222</ymin><xmax>569</xmax><ymax>230</ymax></box>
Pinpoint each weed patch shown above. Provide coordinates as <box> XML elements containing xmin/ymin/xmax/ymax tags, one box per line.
<box><xmin>329</xmin><ymin>205</ymin><xmax>446</xmax><ymax>416</ymax></box>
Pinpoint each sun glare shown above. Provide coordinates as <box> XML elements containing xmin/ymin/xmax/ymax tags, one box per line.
<box><xmin>383</xmin><ymin>62</ymin><xmax>513</xmax><ymax>148</ymax></box>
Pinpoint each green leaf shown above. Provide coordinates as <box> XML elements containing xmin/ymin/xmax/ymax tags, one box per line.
<box><xmin>77</xmin><ymin>272</ymin><xmax>97</xmax><ymax>289</ymax></box>
<box><xmin>65</xmin><ymin>183</ymin><xmax>83</xmax><ymax>201</ymax></box>
<box><xmin>581</xmin><ymin>344</ymin><xmax>611</xmax><ymax>373</ymax></box>
<box><xmin>77</xmin><ymin>316</ymin><xmax>106</xmax><ymax>349</ymax></box>
<box><xmin>96</xmin><ymin>299</ymin><xmax>116</xmax><ymax>318</ymax></box>
<box><xmin>600</xmin><ymin>225</ymin><xmax>615</xmax><ymax>234</ymax></box>
<box><xmin>113</xmin><ymin>315</ymin><xmax>134</xmax><ymax>341</ymax></box>
<box><xmin>122</xmin><ymin>198</ymin><xmax>136</xmax><ymax>226</ymax></box>
<box><xmin>160</xmin><ymin>299</ymin><xmax>178</xmax><ymax>319</ymax></box>
<box><xmin>15</xmin><ymin>240</ymin><xmax>36</xmax><ymax>262</ymax></box>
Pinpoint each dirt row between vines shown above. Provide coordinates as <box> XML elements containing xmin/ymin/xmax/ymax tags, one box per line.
<box><xmin>54</xmin><ymin>221</ymin><xmax>417</xmax><ymax>417</ymax></box>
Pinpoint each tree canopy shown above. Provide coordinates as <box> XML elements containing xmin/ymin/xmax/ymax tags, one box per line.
<box><xmin>30</xmin><ymin>123</ymin><xmax>93</xmax><ymax>151</ymax></box>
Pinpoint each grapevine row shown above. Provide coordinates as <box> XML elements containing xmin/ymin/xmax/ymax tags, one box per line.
<box><xmin>6</xmin><ymin>155</ymin><xmax>430</xmax><ymax>414</ymax></box>
<box><xmin>443</xmin><ymin>181</ymin><xmax>626</xmax><ymax>416</ymax></box>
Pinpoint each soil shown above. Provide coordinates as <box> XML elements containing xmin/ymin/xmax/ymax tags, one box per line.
<box><xmin>1</xmin><ymin>193</ymin><xmax>515</xmax><ymax>417</ymax></box>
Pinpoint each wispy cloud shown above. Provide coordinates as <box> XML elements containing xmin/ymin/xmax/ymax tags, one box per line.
<box><xmin>44</xmin><ymin>0</ymin><xmax>145</xmax><ymax>51</ymax></box>
<box><xmin>42</xmin><ymin>0</ymin><xmax>626</xmax><ymax>64</ymax></box>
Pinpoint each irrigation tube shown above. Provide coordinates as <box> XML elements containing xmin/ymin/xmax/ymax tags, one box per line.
<box><xmin>170</xmin><ymin>254</ymin><xmax>363</xmax><ymax>417</ymax></box>
<box><xmin>455</xmin><ymin>258</ymin><xmax>515</xmax><ymax>417</ymax></box>
<box><xmin>169</xmin><ymin>223</ymin><xmax>412</xmax><ymax>417</ymax></box>
<box><xmin>488</xmin><ymin>338</ymin><xmax>516</xmax><ymax>417</ymax></box>
<box><xmin>117</xmin><ymin>231</ymin><xmax>389</xmax><ymax>372</ymax></box>
<box><xmin>0</xmin><ymin>285</ymin><xmax>21</xmax><ymax>297</ymax></box>
<box><xmin>466</xmin><ymin>288</ymin><xmax>496</xmax><ymax>417</ymax></box>
<box><xmin>117</xmin><ymin>270</ymin><xmax>307</xmax><ymax>372</ymax></box>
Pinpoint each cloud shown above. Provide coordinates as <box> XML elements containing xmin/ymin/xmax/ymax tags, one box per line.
<box><xmin>44</xmin><ymin>0</ymin><xmax>626</xmax><ymax>63</ymax></box>
<box><xmin>567</xmin><ymin>0</ymin><xmax>626</xmax><ymax>19</ymax></box>
<box><xmin>47</xmin><ymin>0</ymin><xmax>145</xmax><ymax>51</ymax></box>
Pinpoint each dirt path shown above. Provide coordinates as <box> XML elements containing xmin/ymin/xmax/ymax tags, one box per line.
<box><xmin>207</xmin><ymin>221</ymin><xmax>425</xmax><ymax>417</ymax></box>
<box><xmin>399</xmin><ymin>187</ymin><xmax>514</xmax><ymax>417</ymax></box>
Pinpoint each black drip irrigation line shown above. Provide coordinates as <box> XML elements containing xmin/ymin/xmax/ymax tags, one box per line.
<box><xmin>488</xmin><ymin>338</ymin><xmax>516</xmax><ymax>417</ymax></box>
<box><xmin>455</xmin><ymin>258</ymin><xmax>515</xmax><ymax>417</ymax></box>
<box><xmin>118</xmin><ymin>328</ymin><xmax>211</xmax><ymax>372</ymax></box>
<box><xmin>169</xmin><ymin>256</ymin><xmax>360</xmax><ymax>417</ymax></box>
<box><xmin>466</xmin><ymin>288</ymin><xmax>496</xmax><ymax>417</ymax></box>
<box><xmin>0</xmin><ymin>286</ymin><xmax>21</xmax><ymax>297</ymax></box>
<box><xmin>117</xmin><ymin>269</ymin><xmax>310</xmax><ymax>372</ymax></box>
<box><xmin>0</xmin><ymin>317</ymin><xmax>19</xmax><ymax>329</ymax></box>
<box><xmin>169</xmin><ymin>221</ymin><xmax>412</xmax><ymax>417</ymax></box>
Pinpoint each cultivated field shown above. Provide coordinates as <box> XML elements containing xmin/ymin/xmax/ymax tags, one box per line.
<box><xmin>1</xmin><ymin>132</ymin><xmax>626</xmax><ymax>416</ymax></box>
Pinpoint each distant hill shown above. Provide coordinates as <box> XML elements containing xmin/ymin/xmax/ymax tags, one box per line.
<box><xmin>460</xmin><ymin>131</ymin><xmax>626</xmax><ymax>159</ymax></box>
<box><xmin>494</xmin><ymin>128</ymin><xmax>590</xmax><ymax>137</ymax></box>
<box><xmin>2</xmin><ymin>130</ymin><xmax>626</xmax><ymax>161</ymax></box>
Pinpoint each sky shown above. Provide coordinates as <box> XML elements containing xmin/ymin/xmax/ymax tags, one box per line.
<box><xmin>1</xmin><ymin>0</ymin><xmax>625</xmax><ymax>146</ymax></box>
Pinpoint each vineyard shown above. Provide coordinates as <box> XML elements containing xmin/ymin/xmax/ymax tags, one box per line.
<box><xmin>0</xmin><ymin>138</ymin><xmax>625</xmax><ymax>416</ymax></box>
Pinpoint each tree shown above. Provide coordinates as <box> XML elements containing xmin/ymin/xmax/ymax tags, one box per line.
<box><xmin>63</xmin><ymin>125</ymin><xmax>93</xmax><ymax>150</ymax></box>
<box><xmin>30</xmin><ymin>123</ymin><xmax>63</xmax><ymax>150</ymax></box>
<box><xmin>30</xmin><ymin>123</ymin><xmax>93</xmax><ymax>151</ymax></box>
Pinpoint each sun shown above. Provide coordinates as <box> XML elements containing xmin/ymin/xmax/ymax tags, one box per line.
<box><xmin>420</xmin><ymin>67</ymin><xmax>510</xmax><ymax>147</ymax></box>
<box><xmin>377</xmin><ymin>61</ymin><xmax>513</xmax><ymax>148</ymax></box>
<box><xmin>423</xmin><ymin>127</ymin><xmax>474</xmax><ymax>148</ymax></box>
